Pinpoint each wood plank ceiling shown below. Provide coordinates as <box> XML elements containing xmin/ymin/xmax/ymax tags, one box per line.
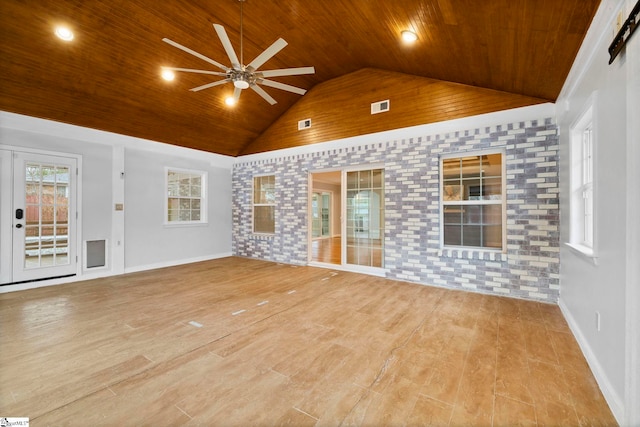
<box><xmin>0</xmin><ymin>0</ymin><xmax>600</xmax><ymax>157</ymax></box>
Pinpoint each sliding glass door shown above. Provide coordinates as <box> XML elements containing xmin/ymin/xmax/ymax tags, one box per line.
<box><xmin>345</xmin><ymin>168</ymin><xmax>384</xmax><ymax>268</ymax></box>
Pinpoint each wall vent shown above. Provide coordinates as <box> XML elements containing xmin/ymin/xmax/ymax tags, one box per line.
<box><xmin>85</xmin><ymin>240</ymin><xmax>106</xmax><ymax>269</ymax></box>
<box><xmin>298</xmin><ymin>118</ymin><xmax>312</xmax><ymax>130</ymax></box>
<box><xmin>371</xmin><ymin>100</ymin><xmax>390</xmax><ymax>114</ymax></box>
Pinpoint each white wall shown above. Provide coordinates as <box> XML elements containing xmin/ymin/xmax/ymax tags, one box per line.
<box><xmin>0</xmin><ymin>112</ymin><xmax>234</xmax><ymax>291</ymax></box>
<box><xmin>124</xmin><ymin>148</ymin><xmax>232</xmax><ymax>271</ymax></box>
<box><xmin>556</xmin><ymin>0</ymin><xmax>639</xmax><ymax>424</ymax></box>
<box><xmin>0</xmin><ymin>126</ymin><xmax>113</xmax><ymax>260</ymax></box>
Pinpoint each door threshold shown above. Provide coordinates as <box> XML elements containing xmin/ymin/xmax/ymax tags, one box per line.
<box><xmin>1</xmin><ymin>273</ymin><xmax>76</xmax><ymax>286</ymax></box>
<box><xmin>307</xmin><ymin>261</ymin><xmax>387</xmax><ymax>277</ymax></box>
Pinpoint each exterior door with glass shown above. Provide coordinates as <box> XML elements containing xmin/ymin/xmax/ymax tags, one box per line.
<box><xmin>3</xmin><ymin>151</ymin><xmax>78</xmax><ymax>284</ymax></box>
<box><xmin>345</xmin><ymin>168</ymin><xmax>384</xmax><ymax>269</ymax></box>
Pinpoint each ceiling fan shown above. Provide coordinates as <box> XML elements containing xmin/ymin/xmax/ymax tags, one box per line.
<box><xmin>162</xmin><ymin>0</ymin><xmax>315</xmax><ymax>105</ymax></box>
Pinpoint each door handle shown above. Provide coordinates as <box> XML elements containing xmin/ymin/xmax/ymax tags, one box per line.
<box><xmin>16</xmin><ymin>208</ymin><xmax>24</xmax><ymax>219</ymax></box>
<box><xmin>16</xmin><ymin>223</ymin><xmax>23</xmax><ymax>228</ymax></box>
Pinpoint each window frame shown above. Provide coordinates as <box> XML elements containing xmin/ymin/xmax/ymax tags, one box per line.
<box><xmin>252</xmin><ymin>174</ymin><xmax>276</xmax><ymax>235</ymax></box>
<box><xmin>568</xmin><ymin>93</ymin><xmax>597</xmax><ymax>259</ymax></box>
<box><xmin>164</xmin><ymin>167</ymin><xmax>208</xmax><ymax>226</ymax></box>
<box><xmin>581</xmin><ymin>125</ymin><xmax>594</xmax><ymax>247</ymax></box>
<box><xmin>439</xmin><ymin>149</ymin><xmax>506</xmax><ymax>252</ymax></box>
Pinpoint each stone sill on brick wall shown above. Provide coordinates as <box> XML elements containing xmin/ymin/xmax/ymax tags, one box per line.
<box><xmin>250</xmin><ymin>234</ymin><xmax>276</xmax><ymax>240</ymax></box>
<box><xmin>436</xmin><ymin>248</ymin><xmax>508</xmax><ymax>262</ymax></box>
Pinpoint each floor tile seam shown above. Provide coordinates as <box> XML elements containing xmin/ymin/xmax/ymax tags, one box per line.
<box><xmin>541</xmin><ymin>323</ymin><xmax>564</xmax><ymax>365</ymax></box>
<box><xmin>530</xmin><ymin>395</ymin><xmax>583</xmax><ymax>425</ymax></box>
<box><xmin>174</xmin><ymin>403</ymin><xmax>193</xmax><ymax>420</ymax></box>
<box><xmin>415</xmin><ymin>392</ymin><xmax>455</xmax><ymax>408</ymax></box>
<box><xmin>292</xmin><ymin>406</ymin><xmax>319</xmax><ymax>421</ymax></box>
<box><xmin>336</xmin><ymin>382</ymin><xmax>382</xmax><ymax>427</ymax></box>
<box><xmin>493</xmin><ymin>390</ymin><xmax>535</xmax><ymax>407</ymax></box>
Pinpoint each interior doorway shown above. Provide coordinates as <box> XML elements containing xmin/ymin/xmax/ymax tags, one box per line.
<box><xmin>310</xmin><ymin>171</ymin><xmax>341</xmax><ymax>264</ymax></box>
<box><xmin>311</xmin><ymin>191</ymin><xmax>332</xmax><ymax>239</ymax></box>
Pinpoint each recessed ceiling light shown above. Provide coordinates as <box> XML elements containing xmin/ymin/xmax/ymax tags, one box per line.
<box><xmin>161</xmin><ymin>69</ymin><xmax>175</xmax><ymax>81</ymax></box>
<box><xmin>55</xmin><ymin>26</ymin><xmax>74</xmax><ymax>41</ymax></box>
<box><xmin>401</xmin><ymin>30</ymin><xmax>418</xmax><ymax>43</ymax></box>
<box><xmin>225</xmin><ymin>96</ymin><xmax>237</xmax><ymax>106</ymax></box>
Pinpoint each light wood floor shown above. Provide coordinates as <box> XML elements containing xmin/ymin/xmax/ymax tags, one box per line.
<box><xmin>312</xmin><ymin>237</ymin><xmax>384</xmax><ymax>267</ymax></box>
<box><xmin>312</xmin><ymin>236</ymin><xmax>341</xmax><ymax>264</ymax></box>
<box><xmin>0</xmin><ymin>257</ymin><xmax>616</xmax><ymax>426</ymax></box>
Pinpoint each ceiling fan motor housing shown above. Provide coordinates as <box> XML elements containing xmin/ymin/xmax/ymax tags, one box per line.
<box><xmin>230</xmin><ymin>69</ymin><xmax>253</xmax><ymax>89</ymax></box>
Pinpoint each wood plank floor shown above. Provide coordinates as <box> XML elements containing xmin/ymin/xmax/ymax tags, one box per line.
<box><xmin>311</xmin><ymin>236</ymin><xmax>341</xmax><ymax>264</ymax></box>
<box><xmin>0</xmin><ymin>257</ymin><xmax>616</xmax><ymax>426</ymax></box>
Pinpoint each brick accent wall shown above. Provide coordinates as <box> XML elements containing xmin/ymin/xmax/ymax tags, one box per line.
<box><xmin>233</xmin><ymin>118</ymin><xmax>559</xmax><ymax>302</ymax></box>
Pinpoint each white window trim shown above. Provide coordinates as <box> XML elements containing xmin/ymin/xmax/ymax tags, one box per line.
<box><xmin>567</xmin><ymin>92</ymin><xmax>597</xmax><ymax>262</ymax></box>
<box><xmin>252</xmin><ymin>173</ymin><xmax>276</xmax><ymax>235</ymax></box>
<box><xmin>164</xmin><ymin>166</ymin><xmax>208</xmax><ymax>226</ymax></box>
<box><xmin>439</xmin><ymin>148</ymin><xmax>507</xmax><ymax>252</ymax></box>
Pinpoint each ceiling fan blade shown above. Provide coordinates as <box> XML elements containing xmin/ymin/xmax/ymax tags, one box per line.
<box><xmin>163</xmin><ymin>38</ymin><xmax>228</xmax><ymax>71</ymax></box>
<box><xmin>213</xmin><ymin>24</ymin><xmax>241</xmax><ymax>69</ymax></box>
<box><xmin>247</xmin><ymin>38</ymin><xmax>288</xmax><ymax>71</ymax></box>
<box><xmin>190</xmin><ymin>79</ymin><xmax>229</xmax><ymax>92</ymax></box>
<box><xmin>163</xmin><ymin>67</ymin><xmax>227</xmax><ymax>76</ymax></box>
<box><xmin>259</xmin><ymin>67</ymin><xmax>315</xmax><ymax>78</ymax></box>
<box><xmin>233</xmin><ymin>86</ymin><xmax>242</xmax><ymax>103</ymax></box>
<box><xmin>250</xmin><ymin>85</ymin><xmax>277</xmax><ymax>105</ymax></box>
<box><xmin>259</xmin><ymin>79</ymin><xmax>307</xmax><ymax>95</ymax></box>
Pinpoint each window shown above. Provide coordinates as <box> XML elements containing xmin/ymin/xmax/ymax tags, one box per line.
<box><xmin>441</xmin><ymin>151</ymin><xmax>504</xmax><ymax>250</ymax></box>
<box><xmin>166</xmin><ymin>168</ymin><xmax>207</xmax><ymax>224</ymax></box>
<box><xmin>253</xmin><ymin>175</ymin><xmax>275</xmax><ymax>234</ymax></box>
<box><xmin>570</xmin><ymin>102</ymin><xmax>595</xmax><ymax>253</ymax></box>
<box><xmin>581</xmin><ymin>126</ymin><xmax>594</xmax><ymax>246</ymax></box>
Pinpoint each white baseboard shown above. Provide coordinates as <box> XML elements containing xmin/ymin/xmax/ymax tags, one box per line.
<box><xmin>0</xmin><ymin>252</ymin><xmax>233</xmax><ymax>293</ymax></box>
<box><xmin>558</xmin><ymin>298</ymin><xmax>624</xmax><ymax>424</ymax></box>
<box><xmin>124</xmin><ymin>252</ymin><xmax>233</xmax><ymax>274</ymax></box>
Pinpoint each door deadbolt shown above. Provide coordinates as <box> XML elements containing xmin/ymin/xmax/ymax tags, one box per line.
<box><xmin>16</xmin><ymin>208</ymin><xmax>24</xmax><ymax>220</ymax></box>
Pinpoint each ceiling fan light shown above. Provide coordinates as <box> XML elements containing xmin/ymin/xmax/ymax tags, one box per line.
<box><xmin>161</xmin><ymin>69</ymin><xmax>175</xmax><ymax>81</ymax></box>
<box><xmin>55</xmin><ymin>26</ymin><xmax>74</xmax><ymax>41</ymax></box>
<box><xmin>401</xmin><ymin>30</ymin><xmax>418</xmax><ymax>43</ymax></box>
<box><xmin>233</xmin><ymin>79</ymin><xmax>250</xmax><ymax>89</ymax></box>
<box><xmin>225</xmin><ymin>96</ymin><xmax>237</xmax><ymax>106</ymax></box>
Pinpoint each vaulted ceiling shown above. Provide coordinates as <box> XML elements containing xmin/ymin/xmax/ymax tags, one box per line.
<box><xmin>0</xmin><ymin>0</ymin><xmax>600</xmax><ymax>157</ymax></box>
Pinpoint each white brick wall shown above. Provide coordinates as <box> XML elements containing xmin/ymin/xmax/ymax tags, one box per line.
<box><xmin>233</xmin><ymin>118</ymin><xmax>560</xmax><ymax>303</ymax></box>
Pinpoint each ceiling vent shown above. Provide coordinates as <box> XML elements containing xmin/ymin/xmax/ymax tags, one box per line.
<box><xmin>371</xmin><ymin>100</ymin><xmax>390</xmax><ymax>115</ymax></box>
<box><xmin>298</xmin><ymin>118</ymin><xmax>312</xmax><ymax>130</ymax></box>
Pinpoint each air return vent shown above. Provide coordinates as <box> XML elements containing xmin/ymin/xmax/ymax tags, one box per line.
<box><xmin>298</xmin><ymin>118</ymin><xmax>312</xmax><ymax>130</ymax></box>
<box><xmin>371</xmin><ymin>100</ymin><xmax>390</xmax><ymax>114</ymax></box>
